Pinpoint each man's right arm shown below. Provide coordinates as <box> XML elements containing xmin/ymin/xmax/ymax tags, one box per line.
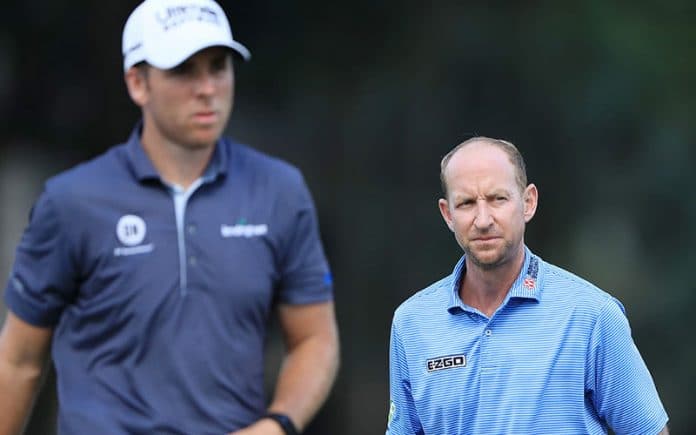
<box><xmin>0</xmin><ymin>311</ymin><xmax>52</xmax><ymax>435</ymax></box>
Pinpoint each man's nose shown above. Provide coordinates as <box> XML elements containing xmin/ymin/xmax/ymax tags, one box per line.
<box><xmin>194</xmin><ymin>70</ymin><xmax>217</xmax><ymax>95</ymax></box>
<box><xmin>473</xmin><ymin>202</ymin><xmax>493</xmax><ymax>229</ymax></box>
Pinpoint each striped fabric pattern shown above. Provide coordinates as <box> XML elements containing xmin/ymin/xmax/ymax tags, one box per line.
<box><xmin>387</xmin><ymin>247</ymin><xmax>668</xmax><ymax>435</ymax></box>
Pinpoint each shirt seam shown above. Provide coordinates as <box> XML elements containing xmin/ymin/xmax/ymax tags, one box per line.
<box><xmin>585</xmin><ymin>295</ymin><xmax>615</xmax><ymax>405</ymax></box>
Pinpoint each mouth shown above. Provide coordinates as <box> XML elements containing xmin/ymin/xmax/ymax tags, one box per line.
<box><xmin>192</xmin><ymin>111</ymin><xmax>218</xmax><ymax>124</ymax></box>
<box><xmin>471</xmin><ymin>236</ymin><xmax>501</xmax><ymax>243</ymax></box>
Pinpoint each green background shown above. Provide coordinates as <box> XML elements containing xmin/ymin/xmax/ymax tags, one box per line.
<box><xmin>1</xmin><ymin>1</ymin><xmax>693</xmax><ymax>433</ymax></box>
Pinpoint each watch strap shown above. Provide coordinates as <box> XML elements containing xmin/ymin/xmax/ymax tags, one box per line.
<box><xmin>264</xmin><ymin>412</ymin><xmax>299</xmax><ymax>435</ymax></box>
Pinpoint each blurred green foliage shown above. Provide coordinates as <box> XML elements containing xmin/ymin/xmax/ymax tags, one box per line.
<box><xmin>1</xmin><ymin>1</ymin><xmax>693</xmax><ymax>433</ymax></box>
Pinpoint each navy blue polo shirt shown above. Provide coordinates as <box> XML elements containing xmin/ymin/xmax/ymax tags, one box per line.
<box><xmin>5</xmin><ymin>124</ymin><xmax>333</xmax><ymax>434</ymax></box>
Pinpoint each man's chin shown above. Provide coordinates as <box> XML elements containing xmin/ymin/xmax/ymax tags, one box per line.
<box><xmin>189</xmin><ymin>120</ymin><xmax>224</xmax><ymax>138</ymax></box>
<box><xmin>182</xmin><ymin>140</ymin><xmax>216</xmax><ymax>150</ymax></box>
<box><xmin>467</xmin><ymin>250</ymin><xmax>505</xmax><ymax>270</ymax></box>
<box><xmin>474</xmin><ymin>259</ymin><xmax>504</xmax><ymax>271</ymax></box>
<box><xmin>185</xmin><ymin>131</ymin><xmax>222</xmax><ymax>149</ymax></box>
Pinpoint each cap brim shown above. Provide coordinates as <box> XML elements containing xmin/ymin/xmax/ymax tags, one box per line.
<box><xmin>229</xmin><ymin>40</ymin><xmax>251</xmax><ymax>62</ymax></box>
<box><xmin>146</xmin><ymin>39</ymin><xmax>251</xmax><ymax>70</ymax></box>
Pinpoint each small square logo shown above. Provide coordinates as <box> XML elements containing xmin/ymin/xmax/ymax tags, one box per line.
<box><xmin>523</xmin><ymin>277</ymin><xmax>536</xmax><ymax>290</ymax></box>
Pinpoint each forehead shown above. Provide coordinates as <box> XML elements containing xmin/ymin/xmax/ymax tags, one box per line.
<box><xmin>444</xmin><ymin>142</ymin><xmax>518</xmax><ymax>191</ymax></box>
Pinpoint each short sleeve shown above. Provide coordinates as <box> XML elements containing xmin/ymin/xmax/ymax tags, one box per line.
<box><xmin>4</xmin><ymin>190</ymin><xmax>78</xmax><ymax>327</ymax></box>
<box><xmin>387</xmin><ymin>318</ymin><xmax>424</xmax><ymax>435</ymax></box>
<box><xmin>276</xmin><ymin>172</ymin><xmax>332</xmax><ymax>304</ymax></box>
<box><xmin>586</xmin><ymin>297</ymin><xmax>668</xmax><ymax>434</ymax></box>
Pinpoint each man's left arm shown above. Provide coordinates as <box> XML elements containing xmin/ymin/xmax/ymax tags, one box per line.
<box><xmin>231</xmin><ymin>301</ymin><xmax>339</xmax><ymax>435</ymax></box>
<box><xmin>589</xmin><ymin>297</ymin><xmax>669</xmax><ymax>435</ymax></box>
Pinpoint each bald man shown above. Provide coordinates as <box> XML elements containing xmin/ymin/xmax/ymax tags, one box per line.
<box><xmin>386</xmin><ymin>137</ymin><xmax>668</xmax><ymax>435</ymax></box>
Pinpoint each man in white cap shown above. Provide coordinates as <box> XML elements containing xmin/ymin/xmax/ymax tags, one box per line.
<box><xmin>0</xmin><ymin>0</ymin><xmax>339</xmax><ymax>434</ymax></box>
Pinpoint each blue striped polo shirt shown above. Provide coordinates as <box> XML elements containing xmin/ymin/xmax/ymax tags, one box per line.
<box><xmin>387</xmin><ymin>247</ymin><xmax>667</xmax><ymax>435</ymax></box>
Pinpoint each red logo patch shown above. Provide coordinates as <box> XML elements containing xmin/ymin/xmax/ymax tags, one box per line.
<box><xmin>523</xmin><ymin>277</ymin><xmax>536</xmax><ymax>290</ymax></box>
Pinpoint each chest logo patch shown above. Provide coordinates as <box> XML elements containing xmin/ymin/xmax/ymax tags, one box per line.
<box><xmin>426</xmin><ymin>354</ymin><xmax>466</xmax><ymax>372</ymax></box>
<box><xmin>114</xmin><ymin>214</ymin><xmax>153</xmax><ymax>256</ymax></box>
<box><xmin>220</xmin><ymin>223</ymin><xmax>268</xmax><ymax>238</ymax></box>
<box><xmin>116</xmin><ymin>214</ymin><xmax>147</xmax><ymax>246</ymax></box>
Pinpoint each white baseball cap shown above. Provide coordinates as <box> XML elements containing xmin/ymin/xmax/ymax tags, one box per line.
<box><xmin>122</xmin><ymin>0</ymin><xmax>251</xmax><ymax>71</ymax></box>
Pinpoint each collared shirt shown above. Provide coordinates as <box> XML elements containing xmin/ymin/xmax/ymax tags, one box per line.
<box><xmin>5</xmin><ymin>124</ymin><xmax>333</xmax><ymax>434</ymax></box>
<box><xmin>387</xmin><ymin>247</ymin><xmax>667</xmax><ymax>435</ymax></box>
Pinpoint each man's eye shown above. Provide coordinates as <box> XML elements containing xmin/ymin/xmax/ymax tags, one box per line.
<box><xmin>170</xmin><ymin>63</ymin><xmax>192</xmax><ymax>75</ymax></box>
<box><xmin>212</xmin><ymin>59</ymin><xmax>228</xmax><ymax>72</ymax></box>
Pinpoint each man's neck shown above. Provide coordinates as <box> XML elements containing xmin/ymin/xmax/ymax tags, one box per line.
<box><xmin>140</xmin><ymin>129</ymin><xmax>216</xmax><ymax>189</ymax></box>
<box><xmin>460</xmin><ymin>247</ymin><xmax>525</xmax><ymax>318</ymax></box>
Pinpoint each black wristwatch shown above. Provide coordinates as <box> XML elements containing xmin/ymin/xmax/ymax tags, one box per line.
<box><xmin>264</xmin><ymin>412</ymin><xmax>299</xmax><ymax>435</ymax></box>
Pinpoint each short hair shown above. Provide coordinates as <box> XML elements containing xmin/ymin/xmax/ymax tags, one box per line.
<box><xmin>133</xmin><ymin>61</ymin><xmax>149</xmax><ymax>73</ymax></box>
<box><xmin>440</xmin><ymin>136</ymin><xmax>528</xmax><ymax>198</ymax></box>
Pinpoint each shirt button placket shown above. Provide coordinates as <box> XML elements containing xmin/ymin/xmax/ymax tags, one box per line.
<box><xmin>186</xmin><ymin>223</ymin><xmax>197</xmax><ymax>294</ymax></box>
<box><xmin>479</xmin><ymin>320</ymin><xmax>493</xmax><ymax>368</ymax></box>
<box><xmin>187</xmin><ymin>224</ymin><xmax>197</xmax><ymax>268</ymax></box>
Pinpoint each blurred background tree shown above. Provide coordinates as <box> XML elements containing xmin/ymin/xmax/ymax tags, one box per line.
<box><xmin>1</xmin><ymin>1</ymin><xmax>694</xmax><ymax>433</ymax></box>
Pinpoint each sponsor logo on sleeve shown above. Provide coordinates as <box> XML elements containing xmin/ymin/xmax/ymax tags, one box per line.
<box><xmin>387</xmin><ymin>400</ymin><xmax>395</xmax><ymax>426</ymax></box>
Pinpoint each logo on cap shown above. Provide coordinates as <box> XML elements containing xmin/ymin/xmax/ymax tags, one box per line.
<box><xmin>155</xmin><ymin>5</ymin><xmax>221</xmax><ymax>31</ymax></box>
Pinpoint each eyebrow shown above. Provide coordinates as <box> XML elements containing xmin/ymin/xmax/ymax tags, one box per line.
<box><xmin>452</xmin><ymin>188</ymin><xmax>513</xmax><ymax>200</ymax></box>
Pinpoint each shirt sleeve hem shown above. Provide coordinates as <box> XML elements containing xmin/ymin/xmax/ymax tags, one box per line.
<box><xmin>277</xmin><ymin>284</ymin><xmax>334</xmax><ymax>305</ymax></box>
<box><xmin>4</xmin><ymin>286</ymin><xmax>60</xmax><ymax>328</ymax></box>
<box><xmin>635</xmin><ymin>414</ymin><xmax>669</xmax><ymax>435</ymax></box>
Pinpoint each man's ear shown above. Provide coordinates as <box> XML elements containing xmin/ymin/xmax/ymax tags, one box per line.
<box><xmin>124</xmin><ymin>66</ymin><xmax>149</xmax><ymax>107</ymax></box>
<box><xmin>438</xmin><ymin>198</ymin><xmax>454</xmax><ymax>232</ymax></box>
<box><xmin>523</xmin><ymin>184</ymin><xmax>538</xmax><ymax>223</ymax></box>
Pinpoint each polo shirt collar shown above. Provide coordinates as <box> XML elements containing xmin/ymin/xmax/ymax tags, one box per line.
<box><xmin>446</xmin><ymin>246</ymin><xmax>542</xmax><ymax>314</ymax></box>
<box><xmin>508</xmin><ymin>246</ymin><xmax>542</xmax><ymax>301</ymax></box>
<box><xmin>125</xmin><ymin>121</ymin><xmax>229</xmax><ymax>183</ymax></box>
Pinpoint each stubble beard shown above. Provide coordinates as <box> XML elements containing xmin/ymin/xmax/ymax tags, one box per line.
<box><xmin>182</xmin><ymin>120</ymin><xmax>227</xmax><ymax>150</ymax></box>
<box><xmin>463</xmin><ymin>240</ymin><xmax>514</xmax><ymax>271</ymax></box>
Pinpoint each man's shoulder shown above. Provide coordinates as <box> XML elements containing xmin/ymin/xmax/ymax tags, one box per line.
<box><xmin>41</xmin><ymin>144</ymin><xmax>129</xmax><ymax>204</ymax></box>
<box><xmin>45</xmin><ymin>144</ymin><xmax>128</xmax><ymax>192</ymax></box>
<box><xmin>540</xmin><ymin>259</ymin><xmax>617</xmax><ymax>310</ymax></box>
<box><xmin>394</xmin><ymin>274</ymin><xmax>454</xmax><ymax>321</ymax></box>
<box><xmin>227</xmin><ymin>140</ymin><xmax>303</xmax><ymax>180</ymax></box>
